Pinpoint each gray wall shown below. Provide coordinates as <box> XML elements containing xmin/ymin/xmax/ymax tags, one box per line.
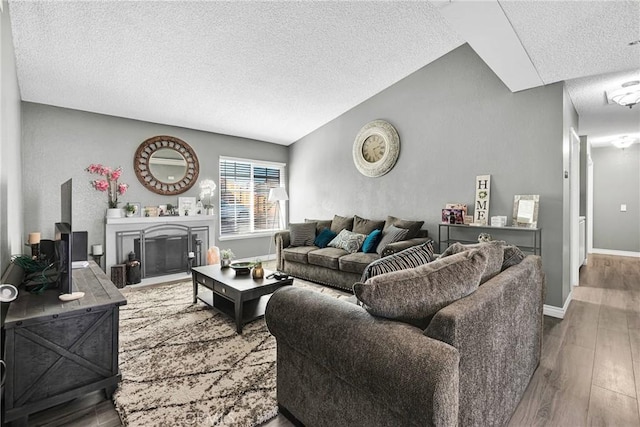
<box><xmin>289</xmin><ymin>44</ymin><xmax>568</xmax><ymax>308</ymax></box>
<box><xmin>0</xmin><ymin>1</ymin><xmax>23</xmax><ymax>272</ymax></box>
<box><xmin>21</xmin><ymin>103</ymin><xmax>288</xmax><ymax>262</ymax></box>
<box><xmin>591</xmin><ymin>144</ymin><xmax>640</xmax><ymax>252</ymax></box>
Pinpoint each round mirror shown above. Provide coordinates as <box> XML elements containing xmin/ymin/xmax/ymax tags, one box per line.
<box><xmin>134</xmin><ymin>136</ymin><xmax>199</xmax><ymax>195</ymax></box>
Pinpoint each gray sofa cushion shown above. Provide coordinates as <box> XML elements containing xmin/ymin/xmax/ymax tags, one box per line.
<box><xmin>305</xmin><ymin>218</ymin><xmax>332</xmax><ymax>235</ymax></box>
<box><xmin>440</xmin><ymin>240</ymin><xmax>504</xmax><ymax>283</ymax></box>
<box><xmin>283</xmin><ymin>246</ymin><xmax>318</xmax><ymax>264</ymax></box>
<box><xmin>361</xmin><ymin>240</ymin><xmax>435</xmax><ymax>281</ymax></box>
<box><xmin>353</xmin><ymin>248</ymin><xmax>488</xmax><ymax>329</ymax></box>
<box><xmin>353</xmin><ymin>215</ymin><xmax>385</xmax><ymax>235</ymax></box>
<box><xmin>384</xmin><ymin>215</ymin><xmax>425</xmax><ymax>239</ymax></box>
<box><xmin>289</xmin><ymin>222</ymin><xmax>317</xmax><ymax>246</ymax></box>
<box><xmin>376</xmin><ymin>225</ymin><xmax>408</xmax><ymax>255</ymax></box>
<box><xmin>339</xmin><ymin>252</ymin><xmax>380</xmax><ymax>275</ymax></box>
<box><xmin>331</xmin><ymin>215</ymin><xmax>354</xmax><ymax>233</ymax></box>
<box><xmin>308</xmin><ymin>247</ymin><xmax>347</xmax><ymax>270</ymax></box>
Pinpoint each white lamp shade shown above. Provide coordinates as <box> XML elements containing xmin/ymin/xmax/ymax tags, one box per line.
<box><xmin>268</xmin><ymin>187</ymin><xmax>289</xmax><ymax>202</ymax></box>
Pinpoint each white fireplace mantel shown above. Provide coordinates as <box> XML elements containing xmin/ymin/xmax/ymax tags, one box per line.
<box><xmin>105</xmin><ymin>215</ymin><xmax>216</xmax><ymax>277</ymax></box>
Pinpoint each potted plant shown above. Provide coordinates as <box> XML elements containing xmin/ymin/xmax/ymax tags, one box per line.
<box><xmin>166</xmin><ymin>203</ymin><xmax>175</xmax><ymax>216</ymax></box>
<box><xmin>220</xmin><ymin>249</ymin><xmax>235</xmax><ymax>268</ymax></box>
<box><xmin>86</xmin><ymin>164</ymin><xmax>129</xmax><ymax>218</ymax></box>
<box><xmin>125</xmin><ymin>203</ymin><xmax>137</xmax><ymax>217</ymax></box>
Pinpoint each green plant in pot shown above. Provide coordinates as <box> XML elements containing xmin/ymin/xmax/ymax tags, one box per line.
<box><xmin>220</xmin><ymin>249</ymin><xmax>235</xmax><ymax>268</ymax></box>
<box><xmin>125</xmin><ymin>203</ymin><xmax>137</xmax><ymax>217</ymax></box>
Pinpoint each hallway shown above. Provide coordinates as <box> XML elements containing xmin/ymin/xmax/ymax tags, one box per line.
<box><xmin>510</xmin><ymin>254</ymin><xmax>640</xmax><ymax>425</ymax></box>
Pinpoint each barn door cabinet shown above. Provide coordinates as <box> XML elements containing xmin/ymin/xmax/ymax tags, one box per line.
<box><xmin>2</xmin><ymin>262</ymin><xmax>126</xmax><ymax>426</ymax></box>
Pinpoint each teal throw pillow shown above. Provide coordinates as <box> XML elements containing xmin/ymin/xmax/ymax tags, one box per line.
<box><xmin>361</xmin><ymin>229</ymin><xmax>382</xmax><ymax>253</ymax></box>
<box><xmin>314</xmin><ymin>227</ymin><xmax>337</xmax><ymax>248</ymax></box>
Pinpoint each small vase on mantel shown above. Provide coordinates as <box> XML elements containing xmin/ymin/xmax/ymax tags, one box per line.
<box><xmin>106</xmin><ymin>208</ymin><xmax>123</xmax><ymax>218</ymax></box>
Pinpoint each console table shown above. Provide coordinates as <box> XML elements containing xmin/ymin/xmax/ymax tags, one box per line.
<box><xmin>2</xmin><ymin>262</ymin><xmax>127</xmax><ymax>426</ymax></box>
<box><xmin>438</xmin><ymin>223</ymin><xmax>542</xmax><ymax>255</ymax></box>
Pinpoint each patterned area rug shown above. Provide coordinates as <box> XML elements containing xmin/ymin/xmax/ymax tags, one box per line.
<box><xmin>113</xmin><ymin>279</ymin><xmax>349</xmax><ymax>426</ymax></box>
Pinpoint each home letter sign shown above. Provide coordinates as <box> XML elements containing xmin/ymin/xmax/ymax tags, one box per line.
<box><xmin>474</xmin><ymin>175</ymin><xmax>491</xmax><ymax>225</ymax></box>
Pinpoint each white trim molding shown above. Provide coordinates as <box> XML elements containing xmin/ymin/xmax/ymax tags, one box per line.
<box><xmin>543</xmin><ymin>290</ymin><xmax>573</xmax><ymax>319</ymax></box>
<box><xmin>591</xmin><ymin>248</ymin><xmax>640</xmax><ymax>258</ymax></box>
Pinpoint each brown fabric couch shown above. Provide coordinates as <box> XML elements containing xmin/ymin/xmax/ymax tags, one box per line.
<box><xmin>266</xmin><ymin>254</ymin><xmax>545</xmax><ymax>426</ymax></box>
<box><xmin>274</xmin><ymin>215</ymin><xmax>429</xmax><ymax>291</ymax></box>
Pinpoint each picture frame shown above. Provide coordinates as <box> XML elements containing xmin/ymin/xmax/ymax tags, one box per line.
<box><xmin>442</xmin><ymin>208</ymin><xmax>465</xmax><ymax>224</ymax></box>
<box><xmin>158</xmin><ymin>204</ymin><xmax>167</xmax><ymax>216</ymax></box>
<box><xmin>130</xmin><ymin>202</ymin><xmax>142</xmax><ymax>217</ymax></box>
<box><xmin>178</xmin><ymin>197</ymin><xmax>197</xmax><ymax>216</ymax></box>
<box><xmin>512</xmin><ymin>195</ymin><xmax>540</xmax><ymax>228</ymax></box>
<box><xmin>144</xmin><ymin>206</ymin><xmax>159</xmax><ymax>217</ymax></box>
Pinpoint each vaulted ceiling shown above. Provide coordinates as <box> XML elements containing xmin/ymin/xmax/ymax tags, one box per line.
<box><xmin>8</xmin><ymin>0</ymin><xmax>640</xmax><ymax>145</ymax></box>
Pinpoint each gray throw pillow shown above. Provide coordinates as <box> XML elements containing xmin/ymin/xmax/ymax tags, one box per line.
<box><xmin>439</xmin><ymin>240</ymin><xmax>505</xmax><ymax>283</ymax></box>
<box><xmin>383</xmin><ymin>215</ymin><xmax>425</xmax><ymax>240</ymax></box>
<box><xmin>502</xmin><ymin>245</ymin><xmax>526</xmax><ymax>270</ymax></box>
<box><xmin>376</xmin><ymin>225</ymin><xmax>409</xmax><ymax>255</ymax></box>
<box><xmin>289</xmin><ymin>222</ymin><xmax>317</xmax><ymax>247</ymax></box>
<box><xmin>353</xmin><ymin>215</ymin><xmax>385</xmax><ymax>235</ymax></box>
<box><xmin>353</xmin><ymin>248</ymin><xmax>488</xmax><ymax>329</ymax></box>
<box><xmin>330</xmin><ymin>215</ymin><xmax>354</xmax><ymax>233</ymax></box>
<box><xmin>328</xmin><ymin>229</ymin><xmax>367</xmax><ymax>254</ymax></box>
<box><xmin>361</xmin><ymin>240</ymin><xmax>435</xmax><ymax>282</ymax></box>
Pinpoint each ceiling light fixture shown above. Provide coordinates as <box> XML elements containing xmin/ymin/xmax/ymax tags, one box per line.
<box><xmin>610</xmin><ymin>135</ymin><xmax>637</xmax><ymax>149</ymax></box>
<box><xmin>608</xmin><ymin>81</ymin><xmax>640</xmax><ymax>108</ymax></box>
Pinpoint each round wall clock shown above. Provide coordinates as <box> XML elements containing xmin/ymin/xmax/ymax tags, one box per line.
<box><xmin>352</xmin><ymin>120</ymin><xmax>400</xmax><ymax>177</ymax></box>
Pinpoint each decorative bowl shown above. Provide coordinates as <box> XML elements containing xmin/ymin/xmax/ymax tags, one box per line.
<box><xmin>230</xmin><ymin>262</ymin><xmax>253</xmax><ymax>275</ymax></box>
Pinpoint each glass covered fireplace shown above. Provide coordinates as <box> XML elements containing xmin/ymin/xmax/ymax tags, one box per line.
<box><xmin>106</xmin><ymin>216</ymin><xmax>215</xmax><ymax>280</ymax></box>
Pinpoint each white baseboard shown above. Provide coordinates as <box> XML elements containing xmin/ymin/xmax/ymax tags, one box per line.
<box><xmin>590</xmin><ymin>248</ymin><xmax>640</xmax><ymax>258</ymax></box>
<box><xmin>543</xmin><ymin>290</ymin><xmax>573</xmax><ymax>319</ymax></box>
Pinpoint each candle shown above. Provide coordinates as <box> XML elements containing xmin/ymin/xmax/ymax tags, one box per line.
<box><xmin>188</xmin><ymin>252</ymin><xmax>195</xmax><ymax>258</ymax></box>
<box><xmin>28</xmin><ymin>232</ymin><xmax>41</xmax><ymax>244</ymax></box>
<box><xmin>92</xmin><ymin>244</ymin><xmax>103</xmax><ymax>256</ymax></box>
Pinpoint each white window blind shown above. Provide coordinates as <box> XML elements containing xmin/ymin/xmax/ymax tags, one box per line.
<box><xmin>219</xmin><ymin>157</ymin><xmax>286</xmax><ymax>238</ymax></box>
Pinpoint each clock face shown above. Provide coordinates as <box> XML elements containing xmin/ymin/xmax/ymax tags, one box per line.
<box><xmin>362</xmin><ymin>134</ymin><xmax>386</xmax><ymax>163</ymax></box>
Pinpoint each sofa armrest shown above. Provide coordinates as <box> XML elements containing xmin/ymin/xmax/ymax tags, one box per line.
<box><xmin>266</xmin><ymin>286</ymin><xmax>460</xmax><ymax>426</ymax></box>
<box><xmin>274</xmin><ymin>230</ymin><xmax>291</xmax><ymax>271</ymax></box>
<box><xmin>382</xmin><ymin>237</ymin><xmax>431</xmax><ymax>257</ymax></box>
<box><xmin>425</xmin><ymin>255</ymin><xmax>545</xmax><ymax>426</ymax></box>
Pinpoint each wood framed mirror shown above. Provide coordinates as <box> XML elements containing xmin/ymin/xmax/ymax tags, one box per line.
<box><xmin>134</xmin><ymin>136</ymin><xmax>199</xmax><ymax>195</ymax></box>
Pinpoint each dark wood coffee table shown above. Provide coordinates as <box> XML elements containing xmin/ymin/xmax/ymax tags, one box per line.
<box><xmin>192</xmin><ymin>265</ymin><xmax>293</xmax><ymax>333</ymax></box>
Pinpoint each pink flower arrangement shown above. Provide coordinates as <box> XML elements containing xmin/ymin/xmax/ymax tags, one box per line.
<box><xmin>86</xmin><ymin>164</ymin><xmax>129</xmax><ymax>208</ymax></box>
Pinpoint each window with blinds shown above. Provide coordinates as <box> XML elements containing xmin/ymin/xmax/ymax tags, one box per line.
<box><xmin>219</xmin><ymin>157</ymin><xmax>286</xmax><ymax>238</ymax></box>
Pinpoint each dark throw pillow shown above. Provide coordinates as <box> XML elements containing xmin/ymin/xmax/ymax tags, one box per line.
<box><xmin>376</xmin><ymin>225</ymin><xmax>409</xmax><ymax>255</ymax></box>
<box><xmin>383</xmin><ymin>215</ymin><xmax>425</xmax><ymax>239</ymax></box>
<box><xmin>353</xmin><ymin>248</ymin><xmax>488</xmax><ymax>329</ymax></box>
<box><xmin>289</xmin><ymin>222</ymin><xmax>317</xmax><ymax>247</ymax></box>
<box><xmin>361</xmin><ymin>240</ymin><xmax>435</xmax><ymax>281</ymax></box>
<box><xmin>361</xmin><ymin>229</ymin><xmax>383</xmax><ymax>253</ymax></box>
<box><xmin>502</xmin><ymin>245</ymin><xmax>526</xmax><ymax>270</ymax></box>
<box><xmin>314</xmin><ymin>227</ymin><xmax>338</xmax><ymax>249</ymax></box>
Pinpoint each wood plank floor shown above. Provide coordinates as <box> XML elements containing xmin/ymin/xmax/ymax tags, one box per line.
<box><xmin>10</xmin><ymin>254</ymin><xmax>639</xmax><ymax>426</ymax></box>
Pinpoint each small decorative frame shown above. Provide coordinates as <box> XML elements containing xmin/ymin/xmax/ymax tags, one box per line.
<box><xmin>512</xmin><ymin>195</ymin><xmax>540</xmax><ymax>228</ymax></box>
<box><xmin>130</xmin><ymin>202</ymin><xmax>142</xmax><ymax>217</ymax></box>
<box><xmin>178</xmin><ymin>197</ymin><xmax>197</xmax><ymax>216</ymax></box>
<box><xmin>144</xmin><ymin>206</ymin><xmax>159</xmax><ymax>217</ymax></box>
<box><xmin>352</xmin><ymin>120</ymin><xmax>400</xmax><ymax>177</ymax></box>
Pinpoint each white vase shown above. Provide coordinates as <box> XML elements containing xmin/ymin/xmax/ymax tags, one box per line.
<box><xmin>107</xmin><ymin>208</ymin><xmax>123</xmax><ymax>218</ymax></box>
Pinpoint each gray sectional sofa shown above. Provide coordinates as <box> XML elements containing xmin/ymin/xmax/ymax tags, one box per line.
<box><xmin>266</xmin><ymin>243</ymin><xmax>545</xmax><ymax>426</ymax></box>
<box><xmin>274</xmin><ymin>214</ymin><xmax>430</xmax><ymax>291</ymax></box>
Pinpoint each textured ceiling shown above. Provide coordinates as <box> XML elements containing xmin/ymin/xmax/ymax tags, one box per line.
<box><xmin>8</xmin><ymin>0</ymin><xmax>463</xmax><ymax>145</ymax></box>
<box><xmin>7</xmin><ymin>0</ymin><xmax>640</xmax><ymax>145</ymax></box>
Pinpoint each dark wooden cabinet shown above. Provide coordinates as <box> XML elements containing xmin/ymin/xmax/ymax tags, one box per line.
<box><xmin>2</xmin><ymin>262</ymin><xmax>126</xmax><ymax>425</ymax></box>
